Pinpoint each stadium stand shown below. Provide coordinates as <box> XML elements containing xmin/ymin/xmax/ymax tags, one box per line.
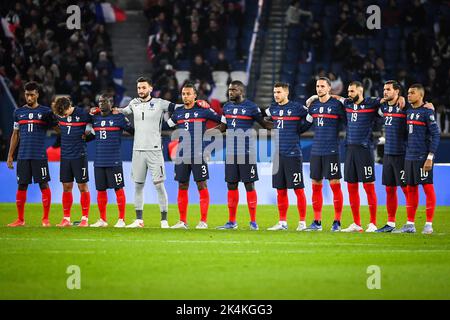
<box><xmin>0</xmin><ymin>0</ymin><xmax>119</xmax><ymax>113</ymax></box>
<box><xmin>281</xmin><ymin>0</ymin><xmax>450</xmax><ymax>133</ymax></box>
<box><xmin>144</xmin><ymin>0</ymin><xmax>260</xmax><ymax>106</ymax></box>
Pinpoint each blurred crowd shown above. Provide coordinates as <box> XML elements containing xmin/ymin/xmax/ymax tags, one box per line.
<box><xmin>0</xmin><ymin>0</ymin><xmax>117</xmax><ymax>112</ymax></box>
<box><xmin>285</xmin><ymin>0</ymin><xmax>450</xmax><ymax>132</ymax></box>
<box><xmin>143</xmin><ymin>0</ymin><xmax>246</xmax><ymax>102</ymax></box>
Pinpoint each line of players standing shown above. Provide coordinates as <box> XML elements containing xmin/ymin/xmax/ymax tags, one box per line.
<box><xmin>6</xmin><ymin>78</ymin><xmax>440</xmax><ymax>234</ymax></box>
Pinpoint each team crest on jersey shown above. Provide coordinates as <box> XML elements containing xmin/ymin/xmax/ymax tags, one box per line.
<box><xmin>396</xmin><ymin>107</ymin><xmax>400</xmax><ymax>113</ymax></box>
<box><xmin>233</xmin><ymin>108</ymin><xmax>238</xmax><ymax>115</ymax></box>
<box><xmin>360</xmin><ymin>105</ymin><xmax>365</xmax><ymax>109</ymax></box>
<box><xmin>67</xmin><ymin>116</ymin><xmax>72</xmax><ymax>122</ymax></box>
<box><xmin>415</xmin><ymin>114</ymin><xmax>420</xmax><ymax>120</ymax></box>
<box><xmin>185</xmin><ymin>113</ymin><xmax>190</xmax><ymax>119</ymax></box>
<box><xmin>327</xmin><ymin>107</ymin><xmax>332</xmax><ymax>113</ymax></box>
<box><xmin>148</xmin><ymin>103</ymin><xmax>155</xmax><ymax>110</ymax></box>
<box><xmin>287</xmin><ymin>109</ymin><xmax>292</xmax><ymax>116</ymax></box>
<box><xmin>28</xmin><ymin>113</ymin><xmax>34</xmax><ymax>119</ymax></box>
<box><xmin>279</xmin><ymin>110</ymin><xmax>284</xmax><ymax>116</ymax></box>
<box><xmin>242</xmin><ymin>109</ymin><xmax>246</xmax><ymax>114</ymax></box>
<box><xmin>75</xmin><ymin>116</ymin><xmax>80</xmax><ymax>122</ymax></box>
<box><xmin>109</xmin><ymin>120</ymin><xmax>114</xmax><ymax>126</ymax></box>
<box><xmin>38</xmin><ymin>113</ymin><xmax>42</xmax><ymax>119</ymax></box>
<box><xmin>194</xmin><ymin>112</ymin><xmax>199</xmax><ymax>118</ymax></box>
<box><xmin>101</xmin><ymin>120</ymin><xmax>106</xmax><ymax>127</ymax></box>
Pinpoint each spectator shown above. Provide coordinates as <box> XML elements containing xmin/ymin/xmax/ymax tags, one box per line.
<box><xmin>329</xmin><ymin>72</ymin><xmax>344</xmax><ymax>95</ymax></box>
<box><xmin>285</xmin><ymin>0</ymin><xmax>313</xmax><ymax>27</ymax></box>
<box><xmin>190</xmin><ymin>55</ymin><xmax>212</xmax><ymax>83</ymax></box>
<box><xmin>204</xmin><ymin>19</ymin><xmax>225</xmax><ymax>50</ymax></box>
<box><xmin>186</xmin><ymin>33</ymin><xmax>204</xmax><ymax>60</ymax></box>
<box><xmin>214</xmin><ymin>51</ymin><xmax>231</xmax><ymax>72</ymax></box>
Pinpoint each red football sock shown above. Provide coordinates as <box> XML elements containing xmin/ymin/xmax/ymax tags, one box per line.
<box><xmin>385</xmin><ymin>186</ymin><xmax>397</xmax><ymax>223</ymax></box>
<box><xmin>16</xmin><ymin>190</ymin><xmax>27</xmax><ymax>221</ymax></box>
<box><xmin>227</xmin><ymin>189</ymin><xmax>239</xmax><ymax>223</ymax></box>
<box><xmin>401</xmin><ymin>186</ymin><xmax>409</xmax><ymax>211</ymax></box>
<box><xmin>294</xmin><ymin>188</ymin><xmax>306</xmax><ymax>221</ymax></box>
<box><xmin>312</xmin><ymin>183</ymin><xmax>323</xmax><ymax>221</ymax></box>
<box><xmin>277</xmin><ymin>189</ymin><xmax>289</xmax><ymax>221</ymax></box>
<box><xmin>363</xmin><ymin>183</ymin><xmax>377</xmax><ymax>225</ymax></box>
<box><xmin>115</xmin><ymin>189</ymin><xmax>126</xmax><ymax>220</ymax></box>
<box><xmin>406</xmin><ymin>185</ymin><xmax>419</xmax><ymax>223</ymax></box>
<box><xmin>347</xmin><ymin>182</ymin><xmax>361</xmax><ymax>226</ymax></box>
<box><xmin>423</xmin><ymin>184</ymin><xmax>436</xmax><ymax>223</ymax></box>
<box><xmin>246</xmin><ymin>190</ymin><xmax>257</xmax><ymax>222</ymax></box>
<box><xmin>41</xmin><ymin>188</ymin><xmax>51</xmax><ymax>220</ymax></box>
<box><xmin>97</xmin><ymin>191</ymin><xmax>108</xmax><ymax>221</ymax></box>
<box><xmin>199</xmin><ymin>188</ymin><xmax>209</xmax><ymax>222</ymax></box>
<box><xmin>62</xmin><ymin>191</ymin><xmax>73</xmax><ymax>218</ymax></box>
<box><xmin>178</xmin><ymin>189</ymin><xmax>188</xmax><ymax>223</ymax></box>
<box><xmin>330</xmin><ymin>182</ymin><xmax>343</xmax><ymax>221</ymax></box>
<box><xmin>80</xmin><ymin>191</ymin><xmax>90</xmax><ymax>218</ymax></box>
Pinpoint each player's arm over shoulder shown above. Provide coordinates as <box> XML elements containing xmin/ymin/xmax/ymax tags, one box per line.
<box><xmin>120</xmin><ymin>99</ymin><xmax>137</xmax><ymax>115</ymax></box>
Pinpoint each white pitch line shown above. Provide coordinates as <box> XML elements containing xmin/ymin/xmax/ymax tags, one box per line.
<box><xmin>0</xmin><ymin>249</ymin><xmax>449</xmax><ymax>255</ymax></box>
<box><xmin>0</xmin><ymin>237</ymin><xmax>449</xmax><ymax>250</ymax></box>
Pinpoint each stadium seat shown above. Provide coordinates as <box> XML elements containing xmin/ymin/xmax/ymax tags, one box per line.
<box><xmin>212</xmin><ymin>71</ymin><xmax>229</xmax><ymax>86</ymax></box>
<box><xmin>296</xmin><ymin>73</ymin><xmax>310</xmax><ymax>84</ymax></box>
<box><xmin>210</xmin><ymin>84</ymin><xmax>229</xmax><ymax>103</ymax></box>
<box><xmin>386</xmin><ymin>27</ymin><xmax>402</xmax><ymax>39</ymax></box>
<box><xmin>230</xmin><ymin>71</ymin><xmax>248</xmax><ymax>85</ymax></box>
<box><xmin>175</xmin><ymin>71</ymin><xmax>190</xmax><ymax>89</ymax></box>
<box><xmin>280</xmin><ymin>72</ymin><xmax>294</xmax><ymax>84</ymax></box>
<box><xmin>384</xmin><ymin>39</ymin><xmax>400</xmax><ymax>52</ymax></box>
<box><xmin>176</xmin><ymin>59</ymin><xmax>191</xmax><ymax>71</ymax></box>
<box><xmin>298</xmin><ymin>63</ymin><xmax>313</xmax><ymax>75</ymax></box>
<box><xmin>226</xmin><ymin>26</ymin><xmax>239</xmax><ymax>39</ymax></box>
<box><xmin>231</xmin><ymin>61</ymin><xmax>247</xmax><ymax>71</ymax></box>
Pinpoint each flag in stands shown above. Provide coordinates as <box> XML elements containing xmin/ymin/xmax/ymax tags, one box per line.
<box><xmin>1</xmin><ymin>17</ymin><xmax>15</xmax><ymax>38</ymax></box>
<box><xmin>95</xmin><ymin>3</ymin><xmax>127</xmax><ymax>23</ymax></box>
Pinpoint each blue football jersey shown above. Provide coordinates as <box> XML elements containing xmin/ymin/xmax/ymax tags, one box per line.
<box><xmin>266</xmin><ymin>101</ymin><xmax>310</xmax><ymax>157</ymax></box>
<box><xmin>92</xmin><ymin>113</ymin><xmax>133</xmax><ymax>167</ymax></box>
<box><xmin>378</xmin><ymin>102</ymin><xmax>408</xmax><ymax>155</ymax></box>
<box><xmin>57</xmin><ymin>107</ymin><xmax>92</xmax><ymax>159</ymax></box>
<box><xmin>168</xmin><ymin>105</ymin><xmax>221</xmax><ymax>159</ymax></box>
<box><xmin>13</xmin><ymin>105</ymin><xmax>56</xmax><ymax>160</ymax></box>
<box><xmin>405</xmin><ymin>106</ymin><xmax>440</xmax><ymax>161</ymax></box>
<box><xmin>342</xmin><ymin>97</ymin><xmax>381</xmax><ymax>148</ymax></box>
<box><xmin>306</xmin><ymin>97</ymin><xmax>345</xmax><ymax>156</ymax></box>
<box><xmin>221</xmin><ymin>99</ymin><xmax>263</xmax><ymax>155</ymax></box>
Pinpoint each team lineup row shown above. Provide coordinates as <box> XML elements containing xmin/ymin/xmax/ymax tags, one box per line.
<box><xmin>6</xmin><ymin>76</ymin><xmax>440</xmax><ymax>234</ymax></box>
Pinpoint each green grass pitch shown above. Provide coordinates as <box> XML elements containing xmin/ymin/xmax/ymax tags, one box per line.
<box><xmin>0</xmin><ymin>203</ymin><xmax>449</xmax><ymax>299</ymax></box>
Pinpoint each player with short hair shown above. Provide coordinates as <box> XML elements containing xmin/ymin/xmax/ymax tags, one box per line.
<box><xmin>111</xmin><ymin>76</ymin><xmax>175</xmax><ymax>228</ymax></box>
<box><xmin>89</xmin><ymin>93</ymin><xmax>134</xmax><ymax>228</ymax></box>
<box><xmin>112</xmin><ymin>77</ymin><xmax>209</xmax><ymax>228</ymax></box>
<box><xmin>265</xmin><ymin>82</ymin><xmax>311</xmax><ymax>231</ymax></box>
<box><xmin>304</xmin><ymin>77</ymin><xmax>346</xmax><ymax>232</ymax></box>
<box><xmin>214</xmin><ymin>80</ymin><xmax>272</xmax><ymax>231</ymax></box>
<box><xmin>375</xmin><ymin>80</ymin><xmax>409</xmax><ymax>232</ymax></box>
<box><xmin>394</xmin><ymin>84</ymin><xmax>440</xmax><ymax>234</ymax></box>
<box><xmin>167</xmin><ymin>83</ymin><xmax>221</xmax><ymax>229</ymax></box>
<box><xmin>52</xmin><ymin>96</ymin><xmax>92</xmax><ymax>227</ymax></box>
<box><xmin>7</xmin><ymin>81</ymin><xmax>56</xmax><ymax>227</ymax></box>
<box><xmin>308</xmin><ymin>81</ymin><xmax>404</xmax><ymax>232</ymax></box>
